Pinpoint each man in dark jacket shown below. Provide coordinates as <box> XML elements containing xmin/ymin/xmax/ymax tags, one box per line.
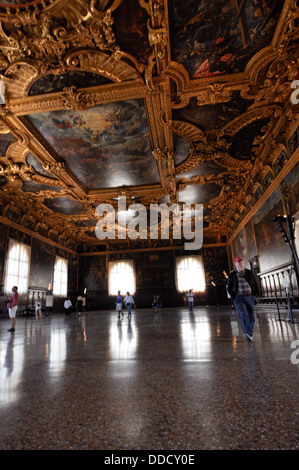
<box><xmin>228</xmin><ymin>256</ymin><xmax>259</xmax><ymax>342</ymax></box>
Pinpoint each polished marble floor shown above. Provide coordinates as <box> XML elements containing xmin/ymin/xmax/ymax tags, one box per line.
<box><xmin>0</xmin><ymin>306</ymin><xmax>298</xmax><ymax>450</ymax></box>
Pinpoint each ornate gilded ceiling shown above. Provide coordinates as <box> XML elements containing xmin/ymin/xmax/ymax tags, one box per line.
<box><xmin>0</xmin><ymin>0</ymin><xmax>298</xmax><ymax>250</ymax></box>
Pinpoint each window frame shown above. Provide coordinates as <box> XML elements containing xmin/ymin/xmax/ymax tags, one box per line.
<box><xmin>175</xmin><ymin>255</ymin><xmax>206</xmax><ymax>293</ymax></box>
<box><xmin>108</xmin><ymin>259</ymin><xmax>136</xmax><ymax>296</ymax></box>
<box><xmin>4</xmin><ymin>238</ymin><xmax>31</xmax><ymax>295</ymax></box>
<box><xmin>53</xmin><ymin>255</ymin><xmax>68</xmax><ymax>297</ymax></box>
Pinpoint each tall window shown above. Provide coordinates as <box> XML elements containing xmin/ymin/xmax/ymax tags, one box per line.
<box><xmin>53</xmin><ymin>256</ymin><xmax>68</xmax><ymax>296</ymax></box>
<box><xmin>4</xmin><ymin>239</ymin><xmax>31</xmax><ymax>295</ymax></box>
<box><xmin>176</xmin><ymin>255</ymin><xmax>205</xmax><ymax>292</ymax></box>
<box><xmin>108</xmin><ymin>260</ymin><xmax>136</xmax><ymax>296</ymax></box>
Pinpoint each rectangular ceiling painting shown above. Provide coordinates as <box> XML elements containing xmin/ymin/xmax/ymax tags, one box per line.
<box><xmin>27</xmin><ymin>99</ymin><xmax>159</xmax><ymax>190</ymax></box>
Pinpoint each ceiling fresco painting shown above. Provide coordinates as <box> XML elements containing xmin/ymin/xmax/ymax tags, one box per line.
<box><xmin>0</xmin><ymin>132</ymin><xmax>17</xmax><ymax>156</ymax></box>
<box><xmin>27</xmin><ymin>99</ymin><xmax>159</xmax><ymax>190</ymax></box>
<box><xmin>169</xmin><ymin>0</ymin><xmax>285</xmax><ymax>78</ymax></box>
<box><xmin>228</xmin><ymin>117</ymin><xmax>271</xmax><ymax>160</ymax></box>
<box><xmin>26</xmin><ymin>153</ymin><xmax>58</xmax><ymax>179</ymax></box>
<box><xmin>172</xmin><ymin>92</ymin><xmax>253</xmax><ymax>131</ymax></box>
<box><xmin>112</xmin><ymin>0</ymin><xmax>153</xmax><ymax>65</ymax></box>
<box><xmin>29</xmin><ymin>71</ymin><xmax>113</xmax><ymax>96</ymax></box>
<box><xmin>173</xmin><ymin>134</ymin><xmax>189</xmax><ymax>166</ymax></box>
<box><xmin>42</xmin><ymin>197</ymin><xmax>88</xmax><ymax>216</ymax></box>
<box><xmin>177</xmin><ymin>162</ymin><xmax>228</xmax><ymax>181</ymax></box>
<box><xmin>178</xmin><ymin>183</ymin><xmax>221</xmax><ymax>205</ymax></box>
<box><xmin>21</xmin><ymin>181</ymin><xmax>62</xmax><ymax>193</ymax></box>
<box><xmin>0</xmin><ymin>0</ymin><xmax>297</xmax><ymax>250</ymax></box>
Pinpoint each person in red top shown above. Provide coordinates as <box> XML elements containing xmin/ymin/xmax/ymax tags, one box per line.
<box><xmin>7</xmin><ymin>286</ymin><xmax>19</xmax><ymax>332</ymax></box>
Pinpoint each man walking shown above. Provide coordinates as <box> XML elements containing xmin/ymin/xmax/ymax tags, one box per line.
<box><xmin>7</xmin><ymin>286</ymin><xmax>19</xmax><ymax>333</ymax></box>
<box><xmin>228</xmin><ymin>257</ymin><xmax>258</xmax><ymax>341</ymax></box>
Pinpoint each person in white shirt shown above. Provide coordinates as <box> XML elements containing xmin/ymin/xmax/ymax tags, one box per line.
<box><xmin>64</xmin><ymin>298</ymin><xmax>72</xmax><ymax>315</ymax></box>
<box><xmin>124</xmin><ymin>292</ymin><xmax>135</xmax><ymax>319</ymax></box>
<box><xmin>186</xmin><ymin>289</ymin><xmax>195</xmax><ymax>313</ymax></box>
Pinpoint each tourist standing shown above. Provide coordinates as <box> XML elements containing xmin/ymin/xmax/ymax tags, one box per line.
<box><xmin>186</xmin><ymin>289</ymin><xmax>195</xmax><ymax>313</ymax></box>
<box><xmin>7</xmin><ymin>286</ymin><xmax>18</xmax><ymax>333</ymax></box>
<box><xmin>116</xmin><ymin>291</ymin><xmax>124</xmax><ymax>318</ymax></box>
<box><xmin>124</xmin><ymin>292</ymin><xmax>135</xmax><ymax>319</ymax></box>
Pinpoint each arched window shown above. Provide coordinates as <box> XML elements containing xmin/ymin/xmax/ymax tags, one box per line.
<box><xmin>108</xmin><ymin>260</ymin><xmax>136</xmax><ymax>296</ymax></box>
<box><xmin>4</xmin><ymin>239</ymin><xmax>31</xmax><ymax>295</ymax></box>
<box><xmin>53</xmin><ymin>256</ymin><xmax>68</xmax><ymax>296</ymax></box>
<box><xmin>175</xmin><ymin>255</ymin><xmax>205</xmax><ymax>292</ymax></box>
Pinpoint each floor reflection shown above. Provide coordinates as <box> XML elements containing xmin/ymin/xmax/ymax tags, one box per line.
<box><xmin>48</xmin><ymin>324</ymin><xmax>66</xmax><ymax>378</ymax></box>
<box><xmin>109</xmin><ymin>317</ymin><xmax>138</xmax><ymax>361</ymax></box>
<box><xmin>257</xmin><ymin>313</ymin><xmax>299</xmax><ymax>343</ymax></box>
<box><xmin>180</xmin><ymin>314</ymin><xmax>212</xmax><ymax>361</ymax></box>
<box><xmin>0</xmin><ymin>307</ymin><xmax>298</xmax><ymax>450</ymax></box>
<box><xmin>0</xmin><ymin>335</ymin><xmax>24</xmax><ymax>405</ymax></box>
<box><xmin>230</xmin><ymin>319</ymin><xmax>240</xmax><ymax>337</ymax></box>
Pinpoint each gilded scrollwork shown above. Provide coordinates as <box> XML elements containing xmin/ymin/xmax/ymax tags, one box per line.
<box><xmin>60</xmin><ymin>86</ymin><xmax>96</xmax><ymax>111</ymax></box>
<box><xmin>42</xmin><ymin>161</ymin><xmax>66</xmax><ymax>175</ymax></box>
<box><xmin>197</xmin><ymin>84</ymin><xmax>233</xmax><ymax>107</ymax></box>
<box><xmin>0</xmin><ymin>0</ymin><xmax>298</xmax><ymax>247</ymax></box>
<box><xmin>0</xmin><ymin>2</ymin><xmax>119</xmax><ymax>72</ymax></box>
<box><xmin>0</xmin><ymin>1</ymin><xmax>142</xmax><ymax>102</ymax></box>
<box><xmin>152</xmin><ymin>147</ymin><xmax>174</xmax><ymax>162</ymax></box>
<box><xmin>147</xmin><ymin>19</ymin><xmax>168</xmax><ymax>49</ymax></box>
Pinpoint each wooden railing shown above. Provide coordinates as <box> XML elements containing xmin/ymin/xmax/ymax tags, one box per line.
<box><xmin>258</xmin><ymin>261</ymin><xmax>299</xmax><ymax>304</ymax></box>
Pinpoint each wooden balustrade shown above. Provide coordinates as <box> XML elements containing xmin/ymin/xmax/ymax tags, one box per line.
<box><xmin>258</xmin><ymin>262</ymin><xmax>299</xmax><ymax>305</ymax></box>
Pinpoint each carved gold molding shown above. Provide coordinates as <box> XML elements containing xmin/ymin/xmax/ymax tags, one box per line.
<box><xmin>0</xmin><ymin>0</ymin><xmax>143</xmax><ymax>102</ymax></box>
<box><xmin>0</xmin><ymin>214</ymin><xmax>76</xmax><ymax>254</ymax></box>
<box><xmin>60</xmin><ymin>86</ymin><xmax>96</xmax><ymax>111</ymax></box>
<box><xmin>0</xmin><ymin>0</ymin><xmax>297</xmax><ymax>246</ymax></box>
<box><xmin>227</xmin><ymin>147</ymin><xmax>299</xmax><ymax>245</ymax></box>
<box><xmin>197</xmin><ymin>83</ymin><xmax>233</xmax><ymax>107</ymax></box>
<box><xmin>7</xmin><ymin>82</ymin><xmax>147</xmax><ymax>116</ymax></box>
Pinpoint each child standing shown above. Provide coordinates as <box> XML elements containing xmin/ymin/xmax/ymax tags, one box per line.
<box><xmin>116</xmin><ymin>291</ymin><xmax>124</xmax><ymax>318</ymax></box>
